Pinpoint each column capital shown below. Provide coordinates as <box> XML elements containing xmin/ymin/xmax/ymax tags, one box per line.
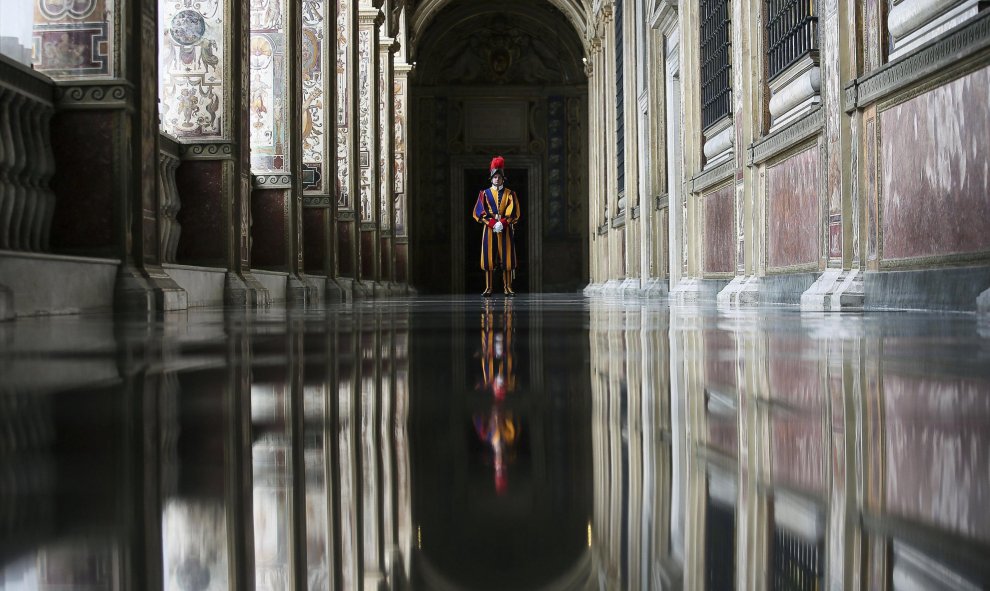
<box><xmin>358</xmin><ymin>7</ymin><xmax>384</xmax><ymax>27</ymax></box>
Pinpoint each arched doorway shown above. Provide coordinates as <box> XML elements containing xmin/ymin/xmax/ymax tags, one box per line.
<box><xmin>408</xmin><ymin>0</ymin><xmax>589</xmax><ymax>294</ymax></box>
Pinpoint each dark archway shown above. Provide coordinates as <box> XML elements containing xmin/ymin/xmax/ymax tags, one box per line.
<box><xmin>408</xmin><ymin>0</ymin><xmax>589</xmax><ymax>294</ymax></box>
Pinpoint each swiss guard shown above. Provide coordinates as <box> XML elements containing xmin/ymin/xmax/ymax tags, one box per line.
<box><xmin>472</xmin><ymin>156</ymin><xmax>522</xmax><ymax>296</ymax></box>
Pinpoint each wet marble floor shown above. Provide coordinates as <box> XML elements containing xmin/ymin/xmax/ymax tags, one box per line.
<box><xmin>1</xmin><ymin>295</ymin><xmax>989</xmax><ymax>590</ymax></box>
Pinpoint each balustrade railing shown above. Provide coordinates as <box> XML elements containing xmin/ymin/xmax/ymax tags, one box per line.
<box><xmin>0</xmin><ymin>56</ymin><xmax>56</xmax><ymax>252</ymax></box>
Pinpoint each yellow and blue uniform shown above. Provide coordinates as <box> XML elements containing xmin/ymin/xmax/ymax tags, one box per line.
<box><xmin>472</xmin><ymin>187</ymin><xmax>521</xmax><ymax>271</ymax></box>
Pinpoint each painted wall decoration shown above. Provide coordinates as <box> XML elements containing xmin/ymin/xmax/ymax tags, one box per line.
<box><xmin>358</xmin><ymin>29</ymin><xmax>372</xmax><ymax>221</ymax></box>
<box><xmin>336</xmin><ymin>0</ymin><xmax>350</xmax><ymax>208</ymax></box>
<box><xmin>301</xmin><ymin>0</ymin><xmax>326</xmax><ymax>192</ymax></box>
<box><xmin>32</xmin><ymin>0</ymin><xmax>114</xmax><ymax>78</ymax></box>
<box><xmin>546</xmin><ymin>96</ymin><xmax>566</xmax><ymax>237</ymax></box>
<box><xmin>380</xmin><ymin>63</ymin><xmax>389</xmax><ymax>230</ymax></box>
<box><xmin>393</xmin><ymin>77</ymin><xmax>407</xmax><ymax>235</ymax></box>
<box><xmin>250</xmin><ymin>0</ymin><xmax>287</xmax><ymax>172</ymax></box>
<box><xmin>158</xmin><ymin>0</ymin><xmax>224</xmax><ymax>139</ymax></box>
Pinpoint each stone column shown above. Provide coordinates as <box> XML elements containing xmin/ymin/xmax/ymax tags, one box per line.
<box><xmin>335</xmin><ymin>0</ymin><xmax>360</xmax><ymax>297</ymax></box>
<box><xmin>378</xmin><ymin>31</ymin><xmax>397</xmax><ymax>292</ymax></box>
<box><xmin>356</xmin><ymin>3</ymin><xmax>384</xmax><ymax>298</ymax></box>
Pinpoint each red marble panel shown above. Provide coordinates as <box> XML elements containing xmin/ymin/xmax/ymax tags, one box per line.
<box><xmin>360</xmin><ymin>229</ymin><xmax>374</xmax><ymax>279</ymax></box>
<box><xmin>703</xmin><ymin>185</ymin><xmax>734</xmax><ymax>274</ymax></box>
<box><xmin>50</xmin><ymin>111</ymin><xmax>114</xmax><ymax>255</ymax></box>
<box><xmin>394</xmin><ymin>243</ymin><xmax>408</xmax><ymax>283</ymax></box>
<box><xmin>882</xmin><ymin>374</ymin><xmax>990</xmax><ymax>543</ymax></box>
<box><xmin>302</xmin><ymin>208</ymin><xmax>327</xmax><ymax>274</ymax></box>
<box><xmin>770</xmin><ymin>408</ymin><xmax>825</xmax><ymax>494</ymax></box>
<box><xmin>767</xmin><ymin>148</ymin><xmax>820</xmax><ymax>269</ymax></box>
<box><xmin>251</xmin><ymin>189</ymin><xmax>287</xmax><ymax>270</ymax></box>
<box><xmin>380</xmin><ymin>238</ymin><xmax>391</xmax><ymax>281</ymax></box>
<box><xmin>175</xmin><ymin>161</ymin><xmax>225</xmax><ymax>265</ymax></box>
<box><xmin>880</xmin><ymin>67</ymin><xmax>990</xmax><ymax>261</ymax></box>
<box><xmin>337</xmin><ymin>221</ymin><xmax>354</xmax><ymax>277</ymax></box>
<box><xmin>768</xmin><ymin>335</ymin><xmax>822</xmax><ymax>409</ymax></box>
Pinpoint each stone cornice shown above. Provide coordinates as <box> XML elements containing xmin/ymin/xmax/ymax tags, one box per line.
<box><xmin>303</xmin><ymin>195</ymin><xmax>334</xmax><ymax>207</ymax></box>
<box><xmin>648</xmin><ymin>0</ymin><xmax>678</xmax><ymax>30</ymax></box>
<box><xmin>252</xmin><ymin>174</ymin><xmax>293</xmax><ymax>189</ymax></box>
<box><xmin>0</xmin><ymin>55</ymin><xmax>54</xmax><ymax>106</ymax></box>
<box><xmin>358</xmin><ymin>7</ymin><xmax>384</xmax><ymax>26</ymax></box>
<box><xmin>181</xmin><ymin>142</ymin><xmax>236</xmax><ymax>161</ymax></box>
<box><xmin>749</xmin><ymin>106</ymin><xmax>823</xmax><ymax>165</ymax></box>
<box><xmin>690</xmin><ymin>159</ymin><xmax>734</xmax><ymax>193</ymax></box>
<box><xmin>849</xmin><ymin>10</ymin><xmax>990</xmax><ymax>110</ymax></box>
<box><xmin>54</xmin><ymin>80</ymin><xmax>133</xmax><ymax>110</ymax></box>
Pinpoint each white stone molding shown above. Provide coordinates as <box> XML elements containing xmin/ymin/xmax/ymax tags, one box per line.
<box><xmin>768</xmin><ymin>58</ymin><xmax>821</xmax><ymax>131</ymax></box>
<box><xmin>889</xmin><ymin>0</ymin><xmax>982</xmax><ymax>58</ymax></box>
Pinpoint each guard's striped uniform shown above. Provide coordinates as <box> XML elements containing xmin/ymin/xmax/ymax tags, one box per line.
<box><xmin>472</xmin><ymin>187</ymin><xmax>521</xmax><ymax>271</ymax></box>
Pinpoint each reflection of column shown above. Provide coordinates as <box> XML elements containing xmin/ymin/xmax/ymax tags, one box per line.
<box><xmin>358</xmin><ymin>308</ymin><xmax>383</xmax><ymax>583</ymax></box>
<box><xmin>393</xmin><ymin>307</ymin><xmax>413</xmax><ymax>584</ymax></box>
<box><xmin>225</xmin><ymin>323</ymin><xmax>257</xmax><ymax>589</ymax></box>
<box><xmin>162</xmin><ymin>500</ymin><xmax>230</xmax><ymax>590</ymax></box>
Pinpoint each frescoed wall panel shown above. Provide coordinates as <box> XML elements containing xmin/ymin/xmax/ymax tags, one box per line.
<box><xmin>336</xmin><ymin>0</ymin><xmax>350</xmax><ymax>207</ymax></box>
<box><xmin>393</xmin><ymin>76</ymin><xmax>407</xmax><ymax>235</ymax></box>
<box><xmin>302</xmin><ymin>0</ymin><xmax>326</xmax><ymax>192</ymax></box>
<box><xmin>32</xmin><ymin>0</ymin><xmax>114</xmax><ymax>78</ymax></box>
<box><xmin>249</xmin><ymin>0</ymin><xmax>288</xmax><ymax>172</ymax></box>
<box><xmin>159</xmin><ymin>0</ymin><xmax>225</xmax><ymax>138</ymax></box>
<box><xmin>358</xmin><ymin>29</ymin><xmax>372</xmax><ymax>221</ymax></box>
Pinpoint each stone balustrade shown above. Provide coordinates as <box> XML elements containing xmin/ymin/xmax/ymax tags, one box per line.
<box><xmin>159</xmin><ymin>134</ymin><xmax>182</xmax><ymax>264</ymax></box>
<box><xmin>0</xmin><ymin>55</ymin><xmax>56</xmax><ymax>253</ymax></box>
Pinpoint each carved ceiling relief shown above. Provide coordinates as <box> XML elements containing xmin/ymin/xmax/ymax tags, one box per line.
<box><xmin>417</xmin><ymin>15</ymin><xmax>582</xmax><ymax>86</ymax></box>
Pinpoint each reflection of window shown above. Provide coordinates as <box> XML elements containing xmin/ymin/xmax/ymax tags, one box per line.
<box><xmin>766</xmin><ymin>0</ymin><xmax>819</xmax><ymax>81</ymax></box>
<box><xmin>700</xmin><ymin>0</ymin><xmax>732</xmax><ymax>130</ymax></box>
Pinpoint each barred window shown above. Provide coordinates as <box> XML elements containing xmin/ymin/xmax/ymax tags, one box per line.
<box><xmin>700</xmin><ymin>0</ymin><xmax>732</xmax><ymax>130</ymax></box>
<box><xmin>766</xmin><ymin>0</ymin><xmax>819</xmax><ymax>80</ymax></box>
<box><xmin>771</xmin><ymin>528</ymin><xmax>823</xmax><ymax>590</ymax></box>
<box><xmin>615</xmin><ymin>0</ymin><xmax>626</xmax><ymax>200</ymax></box>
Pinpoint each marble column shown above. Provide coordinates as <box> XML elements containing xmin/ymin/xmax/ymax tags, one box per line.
<box><xmin>378</xmin><ymin>29</ymin><xmax>397</xmax><ymax>291</ymax></box>
<box><xmin>356</xmin><ymin>3</ymin><xmax>384</xmax><ymax>298</ymax></box>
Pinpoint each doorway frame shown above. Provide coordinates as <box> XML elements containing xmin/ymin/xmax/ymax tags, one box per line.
<box><xmin>451</xmin><ymin>154</ymin><xmax>543</xmax><ymax>294</ymax></box>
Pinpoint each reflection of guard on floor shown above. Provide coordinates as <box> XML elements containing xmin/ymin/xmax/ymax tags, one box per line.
<box><xmin>473</xmin><ymin>298</ymin><xmax>518</xmax><ymax>495</ymax></box>
<box><xmin>472</xmin><ymin>156</ymin><xmax>521</xmax><ymax>297</ymax></box>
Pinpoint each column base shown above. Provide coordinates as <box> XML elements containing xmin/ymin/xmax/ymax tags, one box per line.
<box><xmin>979</xmin><ymin>286</ymin><xmax>990</xmax><ymax>315</ymax></box>
<box><xmin>669</xmin><ymin>277</ymin><xmax>727</xmax><ymax>304</ymax></box>
<box><xmin>619</xmin><ymin>277</ymin><xmax>643</xmax><ymax>298</ymax></box>
<box><xmin>287</xmin><ymin>275</ymin><xmax>321</xmax><ymax>308</ymax></box>
<box><xmin>582</xmin><ymin>282</ymin><xmax>605</xmax><ymax>296</ymax></box>
<box><xmin>145</xmin><ymin>266</ymin><xmax>189</xmax><ymax>312</ymax></box>
<box><xmin>351</xmin><ymin>279</ymin><xmax>374</xmax><ymax>300</ymax></box>
<box><xmin>0</xmin><ymin>283</ymin><xmax>12</xmax><ymax>321</ymax></box>
<box><xmin>643</xmin><ymin>278</ymin><xmax>669</xmax><ymax>299</ymax></box>
<box><xmin>717</xmin><ymin>275</ymin><xmax>760</xmax><ymax>308</ymax></box>
<box><xmin>324</xmin><ymin>277</ymin><xmax>348</xmax><ymax>303</ymax></box>
<box><xmin>114</xmin><ymin>265</ymin><xmax>155</xmax><ymax>317</ymax></box>
<box><xmin>372</xmin><ymin>281</ymin><xmax>389</xmax><ymax>298</ymax></box>
<box><xmin>225</xmin><ymin>271</ymin><xmax>272</xmax><ymax>308</ymax></box>
<box><xmin>800</xmin><ymin>268</ymin><xmax>864</xmax><ymax>311</ymax></box>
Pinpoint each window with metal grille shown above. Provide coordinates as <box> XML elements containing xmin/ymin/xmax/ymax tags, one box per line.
<box><xmin>615</xmin><ymin>0</ymin><xmax>626</xmax><ymax>200</ymax></box>
<box><xmin>771</xmin><ymin>528</ymin><xmax>823</xmax><ymax>591</ymax></box>
<box><xmin>766</xmin><ymin>0</ymin><xmax>819</xmax><ymax>81</ymax></box>
<box><xmin>700</xmin><ymin>0</ymin><xmax>732</xmax><ymax>130</ymax></box>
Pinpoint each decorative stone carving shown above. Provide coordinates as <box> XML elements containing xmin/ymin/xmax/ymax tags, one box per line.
<box><xmin>54</xmin><ymin>81</ymin><xmax>132</xmax><ymax>109</ymax></box>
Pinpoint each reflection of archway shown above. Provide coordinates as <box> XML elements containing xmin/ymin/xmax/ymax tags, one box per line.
<box><xmin>408</xmin><ymin>0</ymin><xmax>589</xmax><ymax>294</ymax></box>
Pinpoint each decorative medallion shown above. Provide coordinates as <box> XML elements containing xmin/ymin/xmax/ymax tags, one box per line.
<box><xmin>170</xmin><ymin>10</ymin><xmax>207</xmax><ymax>46</ymax></box>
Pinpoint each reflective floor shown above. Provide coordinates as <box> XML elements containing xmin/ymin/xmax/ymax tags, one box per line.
<box><xmin>1</xmin><ymin>295</ymin><xmax>989</xmax><ymax>590</ymax></box>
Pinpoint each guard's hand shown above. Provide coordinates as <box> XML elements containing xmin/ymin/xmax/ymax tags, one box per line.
<box><xmin>494</xmin><ymin>221</ymin><xmax>504</xmax><ymax>233</ymax></box>
<box><xmin>487</xmin><ymin>218</ymin><xmax>497</xmax><ymax>228</ymax></box>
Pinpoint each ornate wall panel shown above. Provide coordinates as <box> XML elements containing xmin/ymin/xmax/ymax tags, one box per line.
<box><xmin>766</xmin><ymin>146</ymin><xmax>820</xmax><ymax>271</ymax></box>
<box><xmin>336</xmin><ymin>0</ymin><xmax>350</xmax><ymax>208</ymax></box>
<box><xmin>393</xmin><ymin>75</ymin><xmax>407</xmax><ymax>235</ymax></box>
<box><xmin>879</xmin><ymin>66</ymin><xmax>990</xmax><ymax>264</ymax></box>
<box><xmin>249</xmin><ymin>0</ymin><xmax>288</xmax><ymax>172</ymax></box>
<box><xmin>379</xmin><ymin>56</ymin><xmax>389</xmax><ymax>230</ymax></box>
<box><xmin>546</xmin><ymin>95</ymin><xmax>567</xmax><ymax>237</ymax></box>
<box><xmin>158</xmin><ymin>0</ymin><xmax>225</xmax><ymax>138</ymax></box>
<box><xmin>32</xmin><ymin>0</ymin><xmax>115</xmax><ymax>78</ymax></box>
<box><xmin>703</xmin><ymin>184</ymin><xmax>735</xmax><ymax>275</ymax></box>
<box><xmin>358</xmin><ymin>29</ymin><xmax>372</xmax><ymax>221</ymax></box>
<box><xmin>302</xmin><ymin>0</ymin><xmax>327</xmax><ymax>192</ymax></box>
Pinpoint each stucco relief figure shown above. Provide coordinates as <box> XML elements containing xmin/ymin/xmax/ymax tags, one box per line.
<box><xmin>472</xmin><ymin>156</ymin><xmax>521</xmax><ymax>297</ymax></box>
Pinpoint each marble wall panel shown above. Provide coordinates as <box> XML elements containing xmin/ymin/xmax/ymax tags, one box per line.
<box><xmin>174</xmin><ymin>161</ymin><xmax>224</xmax><ymax>264</ymax></box>
<box><xmin>32</xmin><ymin>0</ymin><xmax>114</xmax><ymax>78</ymax></box>
<box><xmin>882</xmin><ymin>374</ymin><xmax>990</xmax><ymax>543</ymax></box>
<box><xmin>302</xmin><ymin>207</ymin><xmax>327</xmax><ymax>273</ymax></box>
<box><xmin>251</xmin><ymin>189</ymin><xmax>286</xmax><ymax>269</ymax></box>
<box><xmin>360</xmin><ymin>229</ymin><xmax>373</xmax><ymax>278</ymax></box>
<box><xmin>880</xmin><ymin>67</ymin><xmax>990</xmax><ymax>262</ymax></box>
<box><xmin>337</xmin><ymin>220</ymin><xmax>354</xmax><ymax>276</ymax></box>
<box><xmin>767</xmin><ymin>147</ymin><xmax>820</xmax><ymax>270</ymax></box>
<box><xmin>50</xmin><ymin>111</ymin><xmax>114</xmax><ymax>254</ymax></box>
<box><xmin>703</xmin><ymin>184</ymin><xmax>734</xmax><ymax>275</ymax></box>
<box><xmin>394</xmin><ymin>242</ymin><xmax>407</xmax><ymax>283</ymax></box>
